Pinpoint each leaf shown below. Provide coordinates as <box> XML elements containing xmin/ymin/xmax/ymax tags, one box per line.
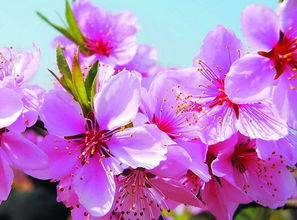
<box><xmin>90</xmin><ymin>74</ymin><xmax>98</xmax><ymax>105</ymax></box>
<box><xmin>85</xmin><ymin>60</ymin><xmax>99</xmax><ymax>100</ymax></box>
<box><xmin>56</xmin><ymin>45</ymin><xmax>72</xmax><ymax>80</ymax></box>
<box><xmin>72</xmin><ymin>51</ymin><xmax>90</xmax><ymax>114</ymax></box>
<box><xmin>36</xmin><ymin>11</ymin><xmax>76</xmax><ymax>42</ymax></box>
<box><xmin>65</xmin><ymin>0</ymin><xmax>85</xmax><ymax>45</ymax></box>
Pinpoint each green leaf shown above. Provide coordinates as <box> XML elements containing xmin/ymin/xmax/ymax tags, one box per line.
<box><xmin>56</xmin><ymin>46</ymin><xmax>72</xmax><ymax>80</ymax></box>
<box><xmin>85</xmin><ymin>60</ymin><xmax>99</xmax><ymax>100</ymax></box>
<box><xmin>36</xmin><ymin>11</ymin><xmax>76</xmax><ymax>42</ymax></box>
<box><xmin>65</xmin><ymin>0</ymin><xmax>85</xmax><ymax>45</ymax></box>
<box><xmin>72</xmin><ymin>51</ymin><xmax>90</xmax><ymax>114</ymax></box>
<box><xmin>90</xmin><ymin>74</ymin><xmax>98</xmax><ymax>105</ymax></box>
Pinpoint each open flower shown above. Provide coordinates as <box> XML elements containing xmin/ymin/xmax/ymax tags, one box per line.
<box><xmin>225</xmin><ymin>0</ymin><xmax>297</xmax><ymax>128</ymax></box>
<box><xmin>54</xmin><ymin>0</ymin><xmax>138</xmax><ymax>67</ymax></box>
<box><xmin>166</xmin><ymin>25</ymin><xmax>287</xmax><ymax>144</ymax></box>
<box><xmin>29</xmin><ymin>71</ymin><xmax>167</xmax><ymax>217</ymax></box>
<box><xmin>212</xmin><ymin>132</ymin><xmax>296</xmax><ymax>208</ymax></box>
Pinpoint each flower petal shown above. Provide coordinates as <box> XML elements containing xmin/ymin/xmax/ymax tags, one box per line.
<box><xmin>94</xmin><ymin>70</ymin><xmax>141</xmax><ymax>130</ymax></box>
<box><xmin>279</xmin><ymin>0</ymin><xmax>297</xmax><ymax>34</ymax></box>
<box><xmin>109</xmin><ymin>125</ymin><xmax>167</xmax><ymax>170</ymax></box>
<box><xmin>0</xmin><ymin>154</ymin><xmax>13</xmax><ymax>203</ymax></box>
<box><xmin>1</xmin><ymin>131</ymin><xmax>48</xmax><ymax>171</ymax></box>
<box><xmin>177</xmin><ymin>139</ymin><xmax>211</xmax><ymax>182</ymax></box>
<box><xmin>151</xmin><ymin>145</ymin><xmax>191</xmax><ymax>178</ymax></box>
<box><xmin>238</xmin><ymin>102</ymin><xmax>288</xmax><ymax>140</ymax></box>
<box><xmin>8</xmin><ymin>109</ymin><xmax>38</xmax><ymax>132</ymax></box>
<box><xmin>225</xmin><ymin>54</ymin><xmax>275</xmax><ymax>103</ymax></box>
<box><xmin>0</xmin><ymin>87</ymin><xmax>23</xmax><ymax>128</ymax></box>
<box><xmin>41</xmin><ymin>90</ymin><xmax>86</xmax><ymax>137</ymax></box>
<box><xmin>13</xmin><ymin>44</ymin><xmax>40</xmax><ymax>83</ymax></box>
<box><xmin>73</xmin><ymin>160</ymin><xmax>116</xmax><ymax>217</ymax></box>
<box><xmin>193</xmin><ymin>25</ymin><xmax>244</xmax><ymax>76</ymax></box>
<box><xmin>241</xmin><ymin>4</ymin><xmax>279</xmax><ymax>51</ymax></box>
<box><xmin>149</xmin><ymin>178</ymin><xmax>202</xmax><ymax>207</ymax></box>
<box><xmin>26</xmin><ymin>135</ymin><xmax>79</xmax><ymax>180</ymax></box>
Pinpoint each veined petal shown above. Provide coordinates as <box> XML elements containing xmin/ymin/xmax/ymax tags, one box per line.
<box><xmin>151</xmin><ymin>145</ymin><xmax>191</xmax><ymax>178</ymax></box>
<box><xmin>73</xmin><ymin>160</ymin><xmax>116</xmax><ymax>217</ymax></box>
<box><xmin>279</xmin><ymin>0</ymin><xmax>297</xmax><ymax>34</ymax></box>
<box><xmin>0</xmin><ymin>87</ymin><xmax>23</xmax><ymax>128</ymax></box>
<box><xmin>225</xmin><ymin>54</ymin><xmax>275</xmax><ymax>103</ymax></box>
<box><xmin>177</xmin><ymin>139</ymin><xmax>211</xmax><ymax>182</ymax></box>
<box><xmin>198</xmin><ymin>105</ymin><xmax>238</xmax><ymax>145</ymax></box>
<box><xmin>41</xmin><ymin>90</ymin><xmax>86</xmax><ymax>137</ymax></box>
<box><xmin>14</xmin><ymin>44</ymin><xmax>40</xmax><ymax>83</ymax></box>
<box><xmin>109</xmin><ymin>125</ymin><xmax>167</xmax><ymax>170</ymax></box>
<box><xmin>94</xmin><ymin>70</ymin><xmax>141</xmax><ymax>131</ymax></box>
<box><xmin>241</xmin><ymin>4</ymin><xmax>279</xmax><ymax>51</ymax></box>
<box><xmin>26</xmin><ymin>135</ymin><xmax>79</xmax><ymax>180</ymax></box>
<box><xmin>1</xmin><ymin>131</ymin><xmax>48</xmax><ymax>171</ymax></box>
<box><xmin>193</xmin><ymin>25</ymin><xmax>244</xmax><ymax>76</ymax></box>
<box><xmin>149</xmin><ymin>178</ymin><xmax>202</xmax><ymax>207</ymax></box>
<box><xmin>238</xmin><ymin>102</ymin><xmax>288</xmax><ymax>140</ymax></box>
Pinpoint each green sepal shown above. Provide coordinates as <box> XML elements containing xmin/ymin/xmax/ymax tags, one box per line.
<box><xmin>56</xmin><ymin>45</ymin><xmax>72</xmax><ymax>81</ymax></box>
<box><xmin>85</xmin><ymin>60</ymin><xmax>99</xmax><ymax>101</ymax></box>
<box><xmin>36</xmin><ymin>12</ymin><xmax>76</xmax><ymax>43</ymax></box>
<box><xmin>72</xmin><ymin>51</ymin><xmax>90</xmax><ymax>115</ymax></box>
<box><xmin>65</xmin><ymin>0</ymin><xmax>85</xmax><ymax>45</ymax></box>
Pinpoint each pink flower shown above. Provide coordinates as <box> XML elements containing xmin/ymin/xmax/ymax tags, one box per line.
<box><xmin>166</xmin><ymin>25</ymin><xmax>287</xmax><ymax>144</ymax></box>
<box><xmin>29</xmin><ymin>71</ymin><xmax>167</xmax><ymax>217</ymax></box>
<box><xmin>225</xmin><ymin>0</ymin><xmax>297</xmax><ymax>128</ymax></box>
<box><xmin>54</xmin><ymin>0</ymin><xmax>138</xmax><ymax>66</ymax></box>
<box><xmin>212</xmin><ymin>133</ymin><xmax>296</xmax><ymax>208</ymax></box>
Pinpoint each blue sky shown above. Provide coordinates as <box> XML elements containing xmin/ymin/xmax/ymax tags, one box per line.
<box><xmin>0</xmin><ymin>0</ymin><xmax>277</xmax><ymax>88</ymax></box>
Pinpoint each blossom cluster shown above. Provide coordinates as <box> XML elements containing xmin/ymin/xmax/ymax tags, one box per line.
<box><xmin>1</xmin><ymin>0</ymin><xmax>297</xmax><ymax>220</ymax></box>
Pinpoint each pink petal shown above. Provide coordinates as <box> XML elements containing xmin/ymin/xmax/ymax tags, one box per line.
<box><xmin>193</xmin><ymin>25</ymin><xmax>244</xmax><ymax>76</ymax></box>
<box><xmin>150</xmin><ymin>178</ymin><xmax>202</xmax><ymax>207</ymax></box>
<box><xmin>73</xmin><ymin>160</ymin><xmax>116</xmax><ymax>217</ymax></box>
<box><xmin>0</xmin><ymin>154</ymin><xmax>13</xmax><ymax>203</ymax></box>
<box><xmin>238</xmin><ymin>102</ymin><xmax>288</xmax><ymax>140</ymax></box>
<box><xmin>177</xmin><ymin>139</ymin><xmax>211</xmax><ymax>182</ymax></box>
<box><xmin>202</xmin><ymin>178</ymin><xmax>251</xmax><ymax>220</ymax></box>
<box><xmin>94</xmin><ymin>70</ymin><xmax>141</xmax><ymax>130</ymax></box>
<box><xmin>279</xmin><ymin>0</ymin><xmax>297</xmax><ymax>34</ymax></box>
<box><xmin>8</xmin><ymin>109</ymin><xmax>38</xmax><ymax>132</ymax></box>
<box><xmin>273</xmin><ymin>76</ymin><xmax>297</xmax><ymax>129</ymax></box>
<box><xmin>1</xmin><ymin>131</ymin><xmax>48</xmax><ymax>171</ymax></box>
<box><xmin>13</xmin><ymin>43</ymin><xmax>40</xmax><ymax>83</ymax></box>
<box><xmin>151</xmin><ymin>145</ymin><xmax>191</xmax><ymax>178</ymax></box>
<box><xmin>198</xmin><ymin>104</ymin><xmax>238</xmax><ymax>145</ymax></box>
<box><xmin>225</xmin><ymin>54</ymin><xmax>275</xmax><ymax>103</ymax></box>
<box><xmin>109</xmin><ymin>125</ymin><xmax>167</xmax><ymax>170</ymax></box>
<box><xmin>0</xmin><ymin>87</ymin><xmax>23</xmax><ymax>128</ymax></box>
<box><xmin>41</xmin><ymin>90</ymin><xmax>86</xmax><ymax>137</ymax></box>
<box><xmin>245</xmin><ymin>154</ymin><xmax>296</xmax><ymax>208</ymax></box>
<box><xmin>241</xmin><ymin>4</ymin><xmax>279</xmax><ymax>51</ymax></box>
<box><xmin>26</xmin><ymin>135</ymin><xmax>79</xmax><ymax>180</ymax></box>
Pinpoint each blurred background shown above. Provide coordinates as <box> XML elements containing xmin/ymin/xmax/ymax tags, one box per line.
<box><xmin>1</xmin><ymin>0</ymin><xmax>296</xmax><ymax>220</ymax></box>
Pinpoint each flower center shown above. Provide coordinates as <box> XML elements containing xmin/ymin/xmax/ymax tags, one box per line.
<box><xmin>65</xmin><ymin>118</ymin><xmax>124</xmax><ymax>165</ymax></box>
<box><xmin>231</xmin><ymin>139</ymin><xmax>256</xmax><ymax>173</ymax></box>
<box><xmin>259</xmin><ymin>31</ymin><xmax>297</xmax><ymax>79</ymax></box>
<box><xmin>85</xmin><ymin>38</ymin><xmax>113</xmax><ymax>57</ymax></box>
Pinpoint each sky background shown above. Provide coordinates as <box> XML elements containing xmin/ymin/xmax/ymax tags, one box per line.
<box><xmin>0</xmin><ymin>0</ymin><xmax>277</xmax><ymax>89</ymax></box>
